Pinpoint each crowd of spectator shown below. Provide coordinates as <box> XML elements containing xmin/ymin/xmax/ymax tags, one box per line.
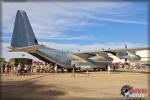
<box><xmin>33</xmin><ymin>63</ymin><xmax>59</xmax><ymax>73</ymax></box>
<box><xmin>0</xmin><ymin>61</ymin><xmax>149</xmax><ymax>76</ymax></box>
<box><xmin>0</xmin><ymin>62</ymin><xmax>60</xmax><ymax>76</ymax></box>
<box><xmin>0</xmin><ymin>62</ymin><xmax>32</xmax><ymax>76</ymax></box>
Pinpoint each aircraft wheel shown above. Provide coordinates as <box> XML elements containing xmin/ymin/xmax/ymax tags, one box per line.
<box><xmin>67</xmin><ymin>69</ymin><xmax>72</xmax><ymax>72</ymax></box>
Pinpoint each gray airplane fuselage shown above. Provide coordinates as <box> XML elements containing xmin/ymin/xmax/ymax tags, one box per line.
<box><xmin>36</xmin><ymin>47</ymin><xmax>72</xmax><ymax>68</ymax></box>
<box><xmin>33</xmin><ymin>47</ymin><xmax>111</xmax><ymax>70</ymax></box>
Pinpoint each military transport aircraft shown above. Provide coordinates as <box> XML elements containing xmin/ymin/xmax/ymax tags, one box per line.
<box><xmin>8</xmin><ymin>10</ymin><xmax>150</xmax><ymax>72</ymax></box>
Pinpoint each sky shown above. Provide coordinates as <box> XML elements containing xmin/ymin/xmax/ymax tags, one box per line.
<box><xmin>1</xmin><ymin>1</ymin><xmax>148</xmax><ymax>61</ymax></box>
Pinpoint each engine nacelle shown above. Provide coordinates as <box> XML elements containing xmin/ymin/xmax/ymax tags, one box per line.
<box><xmin>118</xmin><ymin>52</ymin><xmax>141</xmax><ymax>61</ymax></box>
<box><xmin>88</xmin><ymin>55</ymin><xmax>113</xmax><ymax>62</ymax></box>
<box><xmin>71</xmin><ymin>54</ymin><xmax>113</xmax><ymax>70</ymax></box>
<box><xmin>71</xmin><ymin>60</ymin><xmax>92</xmax><ymax>69</ymax></box>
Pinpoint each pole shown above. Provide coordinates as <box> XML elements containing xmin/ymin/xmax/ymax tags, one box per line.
<box><xmin>86</xmin><ymin>69</ymin><xmax>89</xmax><ymax>77</ymax></box>
<box><xmin>72</xmin><ymin>64</ymin><xmax>75</xmax><ymax>77</ymax></box>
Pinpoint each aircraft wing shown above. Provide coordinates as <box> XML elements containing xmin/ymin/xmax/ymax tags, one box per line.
<box><xmin>103</xmin><ymin>47</ymin><xmax>150</xmax><ymax>53</ymax></box>
<box><xmin>73</xmin><ymin>50</ymin><xmax>111</xmax><ymax>61</ymax></box>
<box><xmin>73</xmin><ymin>47</ymin><xmax>150</xmax><ymax>59</ymax></box>
<box><xmin>7</xmin><ymin>45</ymin><xmax>45</xmax><ymax>53</ymax></box>
<box><xmin>73</xmin><ymin>50</ymin><xmax>107</xmax><ymax>59</ymax></box>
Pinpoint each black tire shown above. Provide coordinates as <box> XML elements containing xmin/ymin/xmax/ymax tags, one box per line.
<box><xmin>67</xmin><ymin>69</ymin><xmax>72</xmax><ymax>72</ymax></box>
<box><xmin>102</xmin><ymin>66</ymin><xmax>107</xmax><ymax>71</ymax></box>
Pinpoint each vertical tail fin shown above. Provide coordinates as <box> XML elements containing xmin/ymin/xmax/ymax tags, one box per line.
<box><xmin>11</xmin><ymin>10</ymin><xmax>38</xmax><ymax>48</ymax></box>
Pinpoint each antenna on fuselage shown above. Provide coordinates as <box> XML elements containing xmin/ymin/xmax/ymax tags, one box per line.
<box><xmin>125</xmin><ymin>44</ymin><xmax>127</xmax><ymax>49</ymax></box>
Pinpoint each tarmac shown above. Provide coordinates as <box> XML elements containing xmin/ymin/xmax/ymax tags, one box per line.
<box><xmin>0</xmin><ymin>71</ymin><xmax>149</xmax><ymax>100</ymax></box>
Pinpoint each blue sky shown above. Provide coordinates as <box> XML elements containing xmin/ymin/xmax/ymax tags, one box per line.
<box><xmin>2</xmin><ymin>1</ymin><xmax>148</xmax><ymax>61</ymax></box>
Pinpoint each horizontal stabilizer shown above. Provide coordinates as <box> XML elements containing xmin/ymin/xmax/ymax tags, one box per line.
<box><xmin>8</xmin><ymin>45</ymin><xmax>44</xmax><ymax>53</ymax></box>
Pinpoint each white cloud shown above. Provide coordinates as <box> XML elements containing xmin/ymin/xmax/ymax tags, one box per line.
<box><xmin>2</xmin><ymin>2</ymin><xmax>146</xmax><ymax>42</ymax></box>
<box><xmin>88</xmin><ymin>16</ymin><xmax>147</xmax><ymax>25</ymax></box>
<box><xmin>36</xmin><ymin>33</ymin><xmax>94</xmax><ymax>40</ymax></box>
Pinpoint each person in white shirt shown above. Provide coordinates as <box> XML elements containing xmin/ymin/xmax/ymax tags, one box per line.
<box><xmin>17</xmin><ymin>63</ymin><xmax>21</xmax><ymax>76</ymax></box>
<box><xmin>14</xmin><ymin>64</ymin><xmax>18</xmax><ymax>75</ymax></box>
<box><xmin>107</xmin><ymin>64</ymin><xmax>111</xmax><ymax>74</ymax></box>
<box><xmin>54</xmin><ymin>64</ymin><xmax>58</xmax><ymax>73</ymax></box>
<box><xmin>24</xmin><ymin>64</ymin><xmax>28</xmax><ymax>74</ymax></box>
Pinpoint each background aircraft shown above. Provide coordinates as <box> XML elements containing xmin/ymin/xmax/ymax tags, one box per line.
<box><xmin>8</xmin><ymin>10</ymin><xmax>150</xmax><ymax>72</ymax></box>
